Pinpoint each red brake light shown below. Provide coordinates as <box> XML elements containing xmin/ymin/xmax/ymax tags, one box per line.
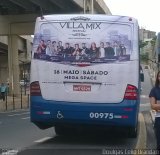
<box><xmin>30</xmin><ymin>81</ymin><xmax>42</xmax><ymax>96</ymax></box>
<box><xmin>124</xmin><ymin>85</ymin><xmax>137</xmax><ymax>100</ymax></box>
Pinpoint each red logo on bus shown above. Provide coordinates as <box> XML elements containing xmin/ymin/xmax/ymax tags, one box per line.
<box><xmin>73</xmin><ymin>85</ymin><xmax>91</xmax><ymax>91</ymax></box>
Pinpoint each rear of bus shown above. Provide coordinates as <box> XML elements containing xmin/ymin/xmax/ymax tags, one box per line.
<box><xmin>30</xmin><ymin>15</ymin><xmax>140</xmax><ymax>137</ymax></box>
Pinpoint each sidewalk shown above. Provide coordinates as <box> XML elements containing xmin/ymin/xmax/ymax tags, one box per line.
<box><xmin>148</xmin><ymin>65</ymin><xmax>156</xmax><ymax>86</ymax></box>
<box><xmin>0</xmin><ymin>94</ymin><xmax>30</xmax><ymax>112</ymax></box>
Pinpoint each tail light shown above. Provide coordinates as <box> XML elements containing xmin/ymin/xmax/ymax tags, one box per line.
<box><xmin>124</xmin><ymin>84</ymin><xmax>137</xmax><ymax>100</ymax></box>
<box><xmin>30</xmin><ymin>81</ymin><xmax>42</xmax><ymax>96</ymax></box>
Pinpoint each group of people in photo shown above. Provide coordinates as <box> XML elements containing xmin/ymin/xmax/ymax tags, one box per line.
<box><xmin>34</xmin><ymin>39</ymin><xmax>129</xmax><ymax>62</ymax></box>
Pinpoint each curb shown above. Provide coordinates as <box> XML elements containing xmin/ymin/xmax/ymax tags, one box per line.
<box><xmin>0</xmin><ymin>108</ymin><xmax>29</xmax><ymax>114</ymax></box>
<box><xmin>134</xmin><ymin>113</ymin><xmax>147</xmax><ymax>155</ymax></box>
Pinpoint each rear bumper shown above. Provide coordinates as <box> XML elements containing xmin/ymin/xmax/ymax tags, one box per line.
<box><xmin>30</xmin><ymin>96</ymin><xmax>139</xmax><ymax>129</ymax></box>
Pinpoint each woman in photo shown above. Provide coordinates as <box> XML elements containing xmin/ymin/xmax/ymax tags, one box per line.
<box><xmin>36</xmin><ymin>40</ymin><xmax>46</xmax><ymax>54</ymax></box>
<box><xmin>89</xmin><ymin>42</ymin><xmax>99</xmax><ymax>60</ymax></box>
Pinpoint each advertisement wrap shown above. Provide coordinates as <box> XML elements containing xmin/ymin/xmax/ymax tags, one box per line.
<box><xmin>31</xmin><ymin>15</ymin><xmax>138</xmax><ymax>103</ymax></box>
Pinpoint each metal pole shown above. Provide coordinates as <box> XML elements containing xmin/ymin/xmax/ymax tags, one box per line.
<box><xmin>5</xmin><ymin>93</ymin><xmax>7</xmax><ymax>110</ymax></box>
<box><xmin>13</xmin><ymin>94</ymin><xmax>15</xmax><ymax>110</ymax></box>
<box><xmin>23</xmin><ymin>62</ymin><xmax>26</xmax><ymax>96</ymax></box>
<box><xmin>24</xmin><ymin>85</ymin><xmax>26</xmax><ymax>96</ymax></box>
<box><xmin>27</xmin><ymin>94</ymin><xmax>30</xmax><ymax>108</ymax></box>
<box><xmin>19</xmin><ymin>60</ymin><xmax>26</xmax><ymax>96</ymax></box>
<box><xmin>21</xmin><ymin>86</ymin><xmax>22</xmax><ymax>109</ymax></box>
<box><xmin>91</xmin><ymin>0</ymin><xmax>94</xmax><ymax>14</ymax></box>
<box><xmin>83</xmin><ymin>0</ymin><xmax>86</xmax><ymax>14</ymax></box>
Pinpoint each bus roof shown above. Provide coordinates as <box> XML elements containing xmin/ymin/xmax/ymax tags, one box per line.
<box><xmin>36</xmin><ymin>14</ymin><xmax>138</xmax><ymax>24</ymax></box>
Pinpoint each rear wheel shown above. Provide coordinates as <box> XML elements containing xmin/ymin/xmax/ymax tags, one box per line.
<box><xmin>54</xmin><ymin>126</ymin><xmax>76</xmax><ymax>136</ymax></box>
<box><xmin>128</xmin><ymin>123</ymin><xmax>138</xmax><ymax>138</ymax></box>
<box><xmin>54</xmin><ymin>126</ymin><xmax>66</xmax><ymax>135</ymax></box>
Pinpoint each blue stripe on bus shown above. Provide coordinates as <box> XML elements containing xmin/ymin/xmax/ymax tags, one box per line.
<box><xmin>30</xmin><ymin>96</ymin><xmax>139</xmax><ymax>127</ymax></box>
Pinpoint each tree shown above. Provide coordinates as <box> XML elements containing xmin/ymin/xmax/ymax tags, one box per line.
<box><xmin>140</xmin><ymin>52</ymin><xmax>149</xmax><ymax>63</ymax></box>
<box><xmin>139</xmin><ymin>40</ymin><xmax>148</xmax><ymax>49</ymax></box>
<box><xmin>139</xmin><ymin>36</ymin><xmax>157</xmax><ymax>64</ymax></box>
<box><xmin>150</xmin><ymin>36</ymin><xmax>157</xmax><ymax>47</ymax></box>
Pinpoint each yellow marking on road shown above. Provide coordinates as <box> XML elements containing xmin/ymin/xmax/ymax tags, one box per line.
<box><xmin>34</xmin><ymin>137</ymin><xmax>52</xmax><ymax>143</ymax></box>
<box><xmin>134</xmin><ymin>113</ymin><xmax>146</xmax><ymax>155</ymax></box>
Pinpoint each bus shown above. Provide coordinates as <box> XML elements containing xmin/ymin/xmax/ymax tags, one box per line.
<box><xmin>30</xmin><ymin>14</ymin><xmax>142</xmax><ymax>138</ymax></box>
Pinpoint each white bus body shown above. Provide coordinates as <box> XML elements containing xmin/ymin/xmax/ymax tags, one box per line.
<box><xmin>30</xmin><ymin>15</ymin><xmax>140</xmax><ymax>137</ymax></box>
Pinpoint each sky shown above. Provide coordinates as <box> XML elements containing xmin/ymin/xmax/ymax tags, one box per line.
<box><xmin>105</xmin><ymin>0</ymin><xmax>160</xmax><ymax>33</ymax></box>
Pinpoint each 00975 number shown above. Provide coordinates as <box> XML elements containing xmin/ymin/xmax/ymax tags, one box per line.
<box><xmin>89</xmin><ymin>112</ymin><xmax>114</xmax><ymax>119</ymax></box>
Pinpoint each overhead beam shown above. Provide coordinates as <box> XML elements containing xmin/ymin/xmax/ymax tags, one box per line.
<box><xmin>0</xmin><ymin>0</ymin><xmax>22</xmax><ymax>13</ymax></box>
<box><xmin>29</xmin><ymin>0</ymin><xmax>59</xmax><ymax>13</ymax></box>
<box><xmin>69</xmin><ymin>0</ymin><xmax>83</xmax><ymax>12</ymax></box>
<box><xmin>0</xmin><ymin>0</ymin><xmax>84</xmax><ymax>15</ymax></box>
<box><xmin>0</xmin><ymin>14</ymin><xmax>37</xmax><ymax>23</ymax></box>
<box><xmin>94</xmin><ymin>0</ymin><xmax>112</xmax><ymax>14</ymax></box>
<box><xmin>0</xmin><ymin>14</ymin><xmax>37</xmax><ymax>35</ymax></box>
<box><xmin>9</xmin><ymin>0</ymin><xmax>34</xmax><ymax>11</ymax></box>
<box><xmin>0</xmin><ymin>22</ymin><xmax>35</xmax><ymax>35</ymax></box>
<box><xmin>10</xmin><ymin>22</ymin><xmax>35</xmax><ymax>35</ymax></box>
<box><xmin>49</xmin><ymin>0</ymin><xmax>72</xmax><ymax>11</ymax></box>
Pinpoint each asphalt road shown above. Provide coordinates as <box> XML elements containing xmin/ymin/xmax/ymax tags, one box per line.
<box><xmin>0</xmin><ymin>65</ymin><xmax>157</xmax><ymax>155</ymax></box>
<box><xmin>0</xmin><ymin>109</ymin><xmax>53</xmax><ymax>150</ymax></box>
<box><xmin>0</xmin><ymin>108</ymin><xmax>138</xmax><ymax>155</ymax></box>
